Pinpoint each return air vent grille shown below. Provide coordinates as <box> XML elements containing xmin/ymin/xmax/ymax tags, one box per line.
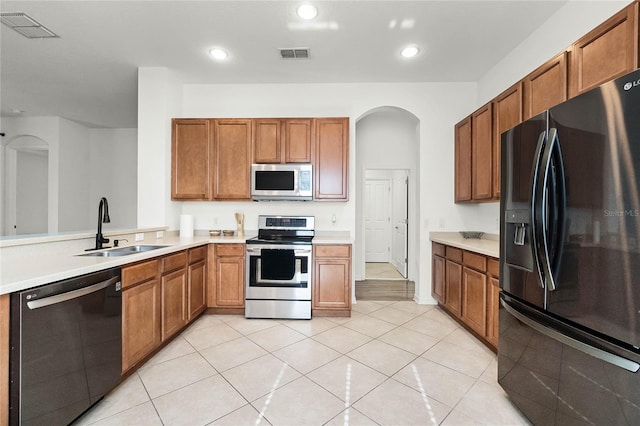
<box><xmin>0</xmin><ymin>12</ymin><xmax>58</xmax><ymax>38</ymax></box>
<box><xmin>279</xmin><ymin>48</ymin><xmax>310</xmax><ymax>59</ymax></box>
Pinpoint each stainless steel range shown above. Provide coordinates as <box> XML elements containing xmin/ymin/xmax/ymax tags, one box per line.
<box><xmin>245</xmin><ymin>215</ymin><xmax>314</xmax><ymax>319</ymax></box>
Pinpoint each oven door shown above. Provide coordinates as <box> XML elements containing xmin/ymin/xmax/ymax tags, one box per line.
<box><xmin>245</xmin><ymin>245</ymin><xmax>311</xmax><ymax>300</ymax></box>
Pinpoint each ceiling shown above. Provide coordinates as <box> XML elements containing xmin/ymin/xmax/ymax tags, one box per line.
<box><xmin>0</xmin><ymin>0</ymin><xmax>570</xmax><ymax>129</ymax></box>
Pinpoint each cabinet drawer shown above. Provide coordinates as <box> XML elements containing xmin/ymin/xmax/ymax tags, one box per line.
<box><xmin>463</xmin><ymin>251</ymin><xmax>487</xmax><ymax>272</ymax></box>
<box><xmin>432</xmin><ymin>242</ymin><xmax>446</xmax><ymax>257</ymax></box>
<box><xmin>122</xmin><ymin>259</ymin><xmax>159</xmax><ymax>289</ymax></box>
<box><xmin>161</xmin><ymin>251</ymin><xmax>187</xmax><ymax>274</ymax></box>
<box><xmin>315</xmin><ymin>245</ymin><xmax>351</xmax><ymax>258</ymax></box>
<box><xmin>487</xmin><ymin>258</ymin><xmax>500</xmax><ymax>278</ymax></box>
<box><xmin>189</xmin><ymin>246</ymin><xmax>207</xmax><ymax>264</ymax></box>
<box><xmin>446</xmin><ymin>247</ymin><xmax>463</xmax><ymax>263</ymax></box>
<box><xmin>216</xmin><ymin>244</ymin><xmax>245</xmax><ymax>257</ymax></box>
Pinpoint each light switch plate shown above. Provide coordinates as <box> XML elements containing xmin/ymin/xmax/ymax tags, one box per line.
<box><xmin>156</xmin><ymin>231</ymin><xmax>164</xmax><ymax>238</ymax></box>
<box><xmin>135</xmin><ymin>233</ymin><xmax>144</xmax><ymax>241</ymax></box>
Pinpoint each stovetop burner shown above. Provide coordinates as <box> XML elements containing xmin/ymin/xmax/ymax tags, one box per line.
<box><xmin>247</xmin><ymin>215</ymin><xmax>315</xmax><ymax>245</ymax></box>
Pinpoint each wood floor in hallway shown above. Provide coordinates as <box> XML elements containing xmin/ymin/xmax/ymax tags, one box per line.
<box><xmin>355</xmin><ymin>279</ymin><xmax>415</xmax><ymax>301</ymax></box>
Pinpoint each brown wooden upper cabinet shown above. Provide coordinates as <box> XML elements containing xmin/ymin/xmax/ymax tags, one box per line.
<box><xmin>253</xmin><ymin>118</ymin><xmax>314</xmax><ymax>164</ymax></box>
<box><xmin>471</xmin><ymin>103</ymin><xmax>493</xmax><ymax>201</ymax></box>
<box><xmin>314</xmin><ymin>117</ymin><xmax>349</xmax><ymax>200</ymax></box>
<box><xmin>454</xmin><ymin>117</ymin><xmax>472</xmax><ymax>202</ymax></box>
<box><xmin>492</xmin><ymin>82</ymin><xmax>523</xmax><ymax>198</ymax></box>
<box><xmin>569</xmin><ymin>2</ymin><xmax>639</xmax><ymax>98</ymax></box>
<box><xmin>523</xmin><ymin>52</ymin><xmax>568</xmax><ymax>120</ymax></box>
<box><xmin>213</xmin><ymin>119</ymin><xmax>252</xmax><ymax>200</ymax></box>
<box><xmin>171</xmin><ymin>119</ymin><xmax>212</xmax><ymax>200</ymax></box>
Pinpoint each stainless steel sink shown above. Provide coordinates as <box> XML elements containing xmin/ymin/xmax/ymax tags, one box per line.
<box><xmin>78</xmin><ymin>245</ymin><xmax>169</xmax><ymax>257</ymax></box>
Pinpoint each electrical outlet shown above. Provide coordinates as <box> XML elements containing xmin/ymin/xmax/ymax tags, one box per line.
<box><xmin>135</xmin><ymin>233</ymin><xmax>144</xmax><ymax>241</ymax></box>
<box><xmin>156</xmin><ymin>231</ymin><xmax>164</xmax><ymax>239</ymax></box>
<box><xmin>438</xmin><ymin>218</ymin><xmax>445</xmax><ymax>229</ymax></box>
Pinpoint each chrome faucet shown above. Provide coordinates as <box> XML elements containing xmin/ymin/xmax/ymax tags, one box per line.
<box><xmin>88</xmin><ymin>197</ymin><xmax>111</xmax><ymax>251</ymax></box>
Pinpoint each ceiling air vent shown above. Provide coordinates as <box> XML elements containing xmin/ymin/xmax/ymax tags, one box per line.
<box><xmin>279</xmin><ymin>48</ymin><xmax>310</xmax><ymax>59</ymax></box>
<box><xmin>0</xmin><ymin>12</ymin><xmax>58</xmax><ymax>38</ymax></box>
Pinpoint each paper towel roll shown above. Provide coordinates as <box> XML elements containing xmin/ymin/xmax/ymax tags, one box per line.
<box><xmin>180</xmin><ymin>214</ymin><xmax>194</xmax><ymax>238</ymax></box>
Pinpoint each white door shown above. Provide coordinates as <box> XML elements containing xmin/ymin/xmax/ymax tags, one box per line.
<box><xmin>364</xmin><ymin>178</ymin><xmax>390</xmax><ymax>262</ymax></box>
<box><xmin>391</xmin><ymin>172</ymin><xmax>408</xmax><ymax>277</ymax></box>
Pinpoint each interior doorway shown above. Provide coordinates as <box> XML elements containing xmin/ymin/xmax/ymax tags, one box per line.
<box><xmin>364</xmin><ymin>169</ymin><xmax>408</xmax><ymax>280</ymax></box>
<box><xmin>3</xmin><ymin>135</ymin><xmax>50</xmax><ymax>235</ymax></box>
<box><xmin>355</xmin><ymin>107</ymin><xmax>419</xmax><ymax>302</ymax></box>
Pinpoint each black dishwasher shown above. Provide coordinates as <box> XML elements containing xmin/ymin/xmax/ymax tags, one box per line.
<box><xmin>9</xmin><ymin>267</ymin><xmax>122</xmax><ymax>425</ymax></box>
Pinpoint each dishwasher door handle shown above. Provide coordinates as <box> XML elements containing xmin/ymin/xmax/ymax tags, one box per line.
<box><xmin>27</xmin><ymin>276</ymin><xmax>121</xmax><ymax>309</ymax></box>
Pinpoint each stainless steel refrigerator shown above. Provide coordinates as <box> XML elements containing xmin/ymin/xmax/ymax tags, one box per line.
<box><xmin>499</xmin><ymin>68</ymin><xmax>640</xmax><ymax>425</ymax></box>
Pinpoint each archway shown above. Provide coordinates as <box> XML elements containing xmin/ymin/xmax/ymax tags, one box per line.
<box><xmin>3</xmin><ymin>135</ymin><xmax>51</xmax><ymax>235</ymax></box>
<box><xmin>355</xmin><ymin>106</ymin><xmax>420</xmax><ymax>300</ymax></box>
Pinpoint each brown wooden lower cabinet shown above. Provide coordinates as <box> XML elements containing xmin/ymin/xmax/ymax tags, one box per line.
<box><xmin>122</xmin><ymin>259</ymin><xmax>162</xmax><ymax>373</ymax></box>
<box><xmin>312</xmin><ymin>244</ymin><xmax>351</xmax><ymax>317</ymax></box>
<box><xmin>431</xmin><ymin>250</ymin><xmax>445</xmax><ymax>304</ymax></box>
<box><xmin>188</xmin><ymin>246</ymin><xmax>207</xmax><ymax>320</ymax></box>
<box><xmin>432</xmin><ymin>242</ymin><xmax>499</xmax><ymax>350</ymax></box>
<box><xmin>161</xmin><ymin>267</ymin><xmax>188</xmax><ymax>342</ymax></box>
<box><xmin>207</xmin><ymin>243</ymin><xmax>246</xmax><ymax>314</ymax></box>
<box><xmin>122</xmin><ymin>247</ymin><xmax>207</xmax><ymax>373</ymax></box>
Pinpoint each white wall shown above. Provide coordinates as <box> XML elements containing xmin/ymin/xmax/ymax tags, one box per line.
<box><xmin>1</xmin><ymin>116</ymin><xmax>138</xmax><ymax>235</ymax></box>
<box><xmin>58</xmin><ymin>118</ymin><xmax>92</xmax><ymax>231</ymax></box>
<box><xmin>90</xmin><ymin>128</ymin><xmax>138</xmax><ymax>230</ymax></box>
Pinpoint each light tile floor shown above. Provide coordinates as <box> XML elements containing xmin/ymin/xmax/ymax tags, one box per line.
<box><xmin>365</xmin><ymin>263</ymin><xmax>405</xmax><ymax>280</ymax></box>
<box><xmin>77</xmin><ymin>302</ymin><xmax>531</xmax><ymax>426</ymax></box>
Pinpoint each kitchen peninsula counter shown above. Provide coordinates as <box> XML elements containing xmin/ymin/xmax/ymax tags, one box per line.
<box><xmin>0</xmin><ymin>232</ymin><xmax>252</xmax><ymax>295</ymax></box>
<box><xmin>1</xmin><ymin>230</ymin><xmax>352</xmax><ymax>295</ymax></box>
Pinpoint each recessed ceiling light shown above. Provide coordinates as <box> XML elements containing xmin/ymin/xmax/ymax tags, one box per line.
<box><xmin>209</xmin><ymin>47</ymin><xmax>229</xmax><ymax>60</ymax></box>
<box><xmin>297</xmin><ymin>4</ymin><xmax>318</xmax><ymax>20</ymax></box>
<box><xmin>401</xmin><ymin>46</ymin><xmax>419</xmax><ymax>58</ymax></box>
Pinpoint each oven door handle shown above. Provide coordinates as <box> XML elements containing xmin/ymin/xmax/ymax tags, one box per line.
<box><xmin>246</xmin><ymin>248</ymin><xmax>311</xmax><ymax>254</ymax></box>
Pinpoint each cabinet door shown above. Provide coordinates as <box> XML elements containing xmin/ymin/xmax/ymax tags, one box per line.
<box><xmin>284</xmin><ymin>119</ymin><xmax>313</xmax><ymax>163</ymax></box>
<box><xmin>523</xmin><ymin>52</ymin><xmax>568</xmax><ymax>120</ymax></box>
<box><xmin>215</xmin><ymin>256</ymin><xmax>245</xmax><ymax>307</ymax></box>
<box><xmin>471</xmin><ymin>103</ymin><xmax>493</xmax><ymax>201</ymax></box>
<box><xmin>314</xmin><ymin>118</ymin><xmax>349</xmax><ymax>200</ymax></box>
<box><xmin>171</xmin><ymin>119</ymin><xmax>211</xmax><ymax>200</ymax></box>
<box><xmin>432</xmin><ymin>254</ymin><xmax>446</xmax><ymax>304</ymax></box>
<box><xmin>486</xmin><ymin>276</ymin><xmax>500</xmax><ymax>348</ymax></box>
<box><xmin>213</xmin><ymin>119</ymin><xmax>252</xmax><ymax>199</ymax></box>
<box><xmin>569</xmin><ymin>3</ymin><xmax>638</xmax><ymax>98</ymax></box>
<box><xmin>122</xmin><ymin>278</ymin><xmax>161</xmax><ymax>372</ymax></box>
<box><xmin>462</xmin><ymin>267</ymin><xmax>488</xmax><ymax>336</ymax></box>
<box><xmin>454</xmin><ymin>117</ymin><xmax>472</xmax><ymax>202</ymax></box>
<box><xmin>1</xmin><ymin>294</ymin><xmax>9</xmax><ymax>424</ymax></box>
<box><xmin>445</xmin><ymin>260</ymin><xmax>462</xmax><ymax>317</ymax></box>
<box><xmin>253</xmin><ymin>119</ymin><xmax>281</xmax><ymax>163</ymax></box>
<box><xmin>161</xmin><ymin>268</ymin><xmax>187</xmax><ymax>341</ymax></box>
<box><xmin>313</xmin><ymin>258</ymin><xmax>351</xmax><ymax>309</ymax></box>
<box><xmin>188</xmin><ymin>260</ymin><xmax>206</xmax><ymax>320</ymax></box>
<box><xmin>493</xmin><ymin>82</ymin><xmax>523</xmax><ymax>199</ymax></box>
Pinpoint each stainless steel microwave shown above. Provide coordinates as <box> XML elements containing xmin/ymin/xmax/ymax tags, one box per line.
<box><xmin>251</xmin><ymin>163</ymin><xmax>313</xmax><ymax>201</ymax></box>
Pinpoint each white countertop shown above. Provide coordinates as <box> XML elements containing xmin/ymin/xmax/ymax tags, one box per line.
<box><xmin>430</xmin><ymin>232</ymin><xmax>499</xmax><ymax>258</ymax></box>
<box><xmin>0</xmin><ymin>230</ymin><xmax>352</xmax><ymax>295</ymax></box>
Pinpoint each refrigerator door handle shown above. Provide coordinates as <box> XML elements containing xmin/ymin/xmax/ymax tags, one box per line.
<box><xmin>530</xmin><ymin>130</ymin><xmax>547</xmax><ymax>290</ymax></box>
<box><xmin>501</xmin><ymin>297</ymin><xmax>640</xmax><ymax>373</ymax></box>
<box><xmin>537</xmin><ymin>128</ymin><xmax>566</xmax><ymax>292</ymax></box>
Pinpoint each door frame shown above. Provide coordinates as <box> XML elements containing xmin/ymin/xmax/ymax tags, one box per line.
<box><xmin>363</xmin><ymin>168</ymin><xmax>409</xmax><ymax>278</ymax></box>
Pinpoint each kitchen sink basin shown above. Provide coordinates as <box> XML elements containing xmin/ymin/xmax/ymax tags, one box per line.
<box><xmin>78</xmin><ymin>245</ymin><xmax>169</xmax><ymax>257</ymax></box>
